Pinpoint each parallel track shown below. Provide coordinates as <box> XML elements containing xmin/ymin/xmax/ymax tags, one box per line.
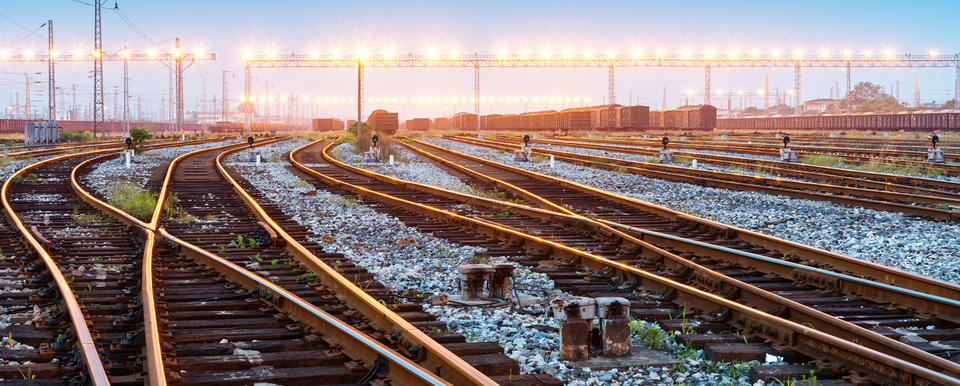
<box><xmin>289</xmin><ymin>139</ymin><xmax>960</xmax><ymax>385</ymax></box>
<box><xmin>450</xmin><ymin>136</ymin><xmax>960</xmax><ymax>221</ymax></box>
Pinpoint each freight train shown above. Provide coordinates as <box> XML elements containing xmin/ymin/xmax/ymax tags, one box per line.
<box><xmin>717</xmin><ymin>110</ymin><xmax>960</xmax><ymax>131</ymax></box>
<box><xmin>476</xmin><ymin>104</ymin><xmax>713</xmax><ymax>132</ymax></box>
<box><xmin>366</xmin><ymin>109</ymin><xmax>400</xmax><ymax>135</ymax></box>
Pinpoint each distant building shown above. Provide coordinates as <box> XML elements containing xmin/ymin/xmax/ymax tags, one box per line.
<box><xmin>921</xmin><ymin>101</ymin><xmax>940</xmax><ymax>108</ymax></box>
<box><xmin>803</xmin><ymin>99</ymin><xmax>841</xmax><ymax>113</ymax></box>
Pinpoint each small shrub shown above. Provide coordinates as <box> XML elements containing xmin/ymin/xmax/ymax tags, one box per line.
<box><xmin>106</xmin><ymin>183</ymin><xmax>157</xmax><ymax>221</ymax></box>
<box><xmin>60</xmin><ymin>130</ymin><xmax>92</xmax><ymax>143</ymax></box>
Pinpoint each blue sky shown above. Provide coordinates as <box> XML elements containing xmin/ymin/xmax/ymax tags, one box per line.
<box><xmin>1</xmin><ymin>0</ymin><xmax>957</xmax><ymax>121</ymax></box>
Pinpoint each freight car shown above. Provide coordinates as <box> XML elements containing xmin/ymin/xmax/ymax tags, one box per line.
<box><xmin>474</xmin><ymin>104</ymin><xmax>709</xmax><ymax>133</ymax></box>
<box><xmin>434</xmin><ymin>117</ymin><xmax>449</xmax><ymax>130</ymax></box>
<box><xmin>366</xmin><ymin>109</ymin><xmax>400</xmax><ymax>135</ymax></box>
<box><xmin>312</xmin><ymin>118</ymin><xmax>343</xmax><ymax>131</ymax></box>
<box><xmin>451</xmin><ymin>112</ymin><xmax>479</xmax><ymax>131</ymax></box>
<box><xmin>717</xmin><ymin>110</ymin><xmax>960</xmax><ymax>132</ymax></box>
<box><xmin>407</xmin><ymin>118</ymin><xmax>430</xmax><ymax>132</ymax></box>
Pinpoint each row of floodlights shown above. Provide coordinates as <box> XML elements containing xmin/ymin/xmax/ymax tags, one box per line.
<box><xmin>245</xmin><ymin>50</ymin><xmax>947</xmax><ymax>60</ymax></box>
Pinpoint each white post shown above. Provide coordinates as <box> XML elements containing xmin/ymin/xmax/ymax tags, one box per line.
<box><xmin>124</xmin><ymin>151</ymin><xmax>131</xmax><ymax>168</ymax></box>
<box><xmin>691</xmin><ymin>159</ymin><xmax>697</xmax><ymax>168</ymax></box>
<box><xmin>256</xmin><ymin>154</ymin><xmax>261</xmax><ymax>165</ymax></box>
<box><xmin>550</xmin><ymin>155</ymin><xmax>555</xmax><ymax>167</ymax></box>
<box><xmin>389</xmin><ymin>154</ymin><xmax>394</xmax><ymax>165</ymax></box>
<box><xmin>422</xmin><ymin>135</ymin><xmax>427</xmax><ymax>141</ymax></box>
<box><xmin>181</xmin><ymin>133</ymin><xmax>185</xmax><ymax>141</ymax></box>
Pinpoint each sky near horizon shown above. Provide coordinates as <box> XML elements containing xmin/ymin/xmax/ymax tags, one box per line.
<box><xmin>0</xmin><ymin>0</ymin><xmax>957</xmax><ymax>122</ymax></box>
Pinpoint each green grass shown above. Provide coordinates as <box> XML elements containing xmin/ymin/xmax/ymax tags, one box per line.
<box><xmin>800</xmin><ymin>154</ymin><xmax>840</xmax><ymax>166</ymax></box>
<box><xmin>107</xmin><ymin>183</ymin><xmax>157</xmax><ymax>221</ymax></box>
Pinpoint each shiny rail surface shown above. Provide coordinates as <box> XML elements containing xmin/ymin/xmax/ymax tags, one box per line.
<box><xmin>507</xmin><ymin>136</ymin><xmax>960</xmax><ymax>196</ymax></box>
<box><xmin>65</xmin><ymin>138</ymin><xmax>471</xmax><ymax>385</ymax></box>
<box><xmin>448</xmin><ymin>136</ymin><xmax>960</xmax><ymax>221</ymax></box>
<box><xmin>290</xmin><ymin>139</ymin><xmax>960</xmax><ymax>385</ymax></box>
<box><xmin>401</xmin><ymin>138</ymin><xmax>960</xmax><ymax>378</ymax></box>
<box><xmin>434</xmin><ymin>135</ymin><xmax>960</xmax><ymax>302</ymax></box>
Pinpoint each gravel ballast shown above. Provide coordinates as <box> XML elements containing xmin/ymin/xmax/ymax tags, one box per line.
<box><xmin>427</xmin><ymin>138</ymin><xmax>960</xmax><ymax>286</ymax></box>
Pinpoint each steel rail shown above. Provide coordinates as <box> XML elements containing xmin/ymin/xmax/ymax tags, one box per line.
<box><xmin>449</xmin><ymin>136</ymin><xmax>960</xmax><ymax>219</ymax></box>
<box><xmin>549</xmin><ymin>135</ymin><xmax>960</xmax><ymax>174</ymax></box>
<box><xmin>2</xmin><ymin>151</ymin><xmax>117</xmax><ymax>386</ymax></box>
<box><xmin>299</xmin><ymin>139</ymin><xmax>960</xmax><ymax>385</ymax></box>
<box><xmin>499</xmin><ymin>136</ymin><xmax>960</xmax><ymax>198</ymax></box>
<box><xmin>421</xmin><ymin>137</ymin><xmax>960</xmax><ymax>305</ymax></box>
<box><xmin>218</xmin><ymin>144</ymin><xmax>498</xmax><ymax>386</ymax></box>
<box><xmin>157</xmin><ymin>229</ymin><xmax>452</xmax><ymax>386</ymax></box>
<box><xmin>392</xmin><ymin>139</ymin><xmax>960</xmax><ymax>376</ymax></box>
<box><xmin>68</xmin><ymin>138</ymin><xmax>456</xmax><ymax>386</ymax></box>
<box><xmin>575</xmin><ymin>135</ymin><xmax>960</xmax><ymax>160</ymax></box>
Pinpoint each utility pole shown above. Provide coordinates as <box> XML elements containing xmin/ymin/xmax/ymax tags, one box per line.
<box><xmin>896</xmin><ymin>81</ymin><xmax>900</xmax><ymax>102</ymax></box>
<box><xmin>222</xmin><ymin>70</ymin><xmax>234</xmax><ymax>121</ymax></box>
<box><xmin>72</xmin><ymin>84</ymin><xmax>76</xmax><ymax>120</ymax></box>
<box><xmin>915</xmin><ymin>73</ymin><xmax>920</xmax><ymax>108</ymax></box>
<box><xmin>264</xmin><ymin>80</ymin><xmax>269</xmax><ymax>123</ymax></box>
<box><xmin>175</xmin><ymin>38</ymin><xmax>183</xmax><ymax>134</ymax></box>
<box><xmin>25</xmin><ymin>74</ymin><xmax>30</xmax><ymax>120</ymax></box>
<box><xmin>705</xmin><ymin>66</ymin><xmax>711</xmax><ymax>105</ymax></box>
<box><xmin>764</xmin><ymin>73</ymin><xmax>769</xmax><ymax>115</ymax></box>
<box><xmin>608</xmin><ymin>65</ymin><xmax>615</xmax><ymax>104</ymax></box>
<box><xmin>93</xmin><ymin>0</ymin><xmax>103</xmax><ymax>137</ymax></box>
<box><xmin>137</xmin><ymin>94</ymin><xmax>141</xmax><ymax>122</ymax></box>
<box><xmin>48</xmin><ymin>20</ymin><xmax>55</xmax><ymax>121</ymax></box>
<box><xmin>123</xmin><ymin>46</ymin><xmax>129</xmax><ymax>135</ymax></box>
<box><xmin>662</xmin><ymin>87</ymin><xmax>666</xmax><ymax>111</ymax></box>
<box><xmin>202</xmin><ymin>73</ymin><xmax>206</xmax><ymax>124</ymax></box>
<box><xmin>168</xmin><ymin>66</ymin><xmax>174</xmax><ymax>123</ymax></box>
<box><xmin>357</xmin><ymin>56</ymin><xmax>363</xmax><ymax>145</ymax></box>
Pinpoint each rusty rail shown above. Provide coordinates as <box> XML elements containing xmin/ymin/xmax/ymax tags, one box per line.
<box><xmin>431</xmin><ymin>136</ymin><xmax>960</xmax><ymax>301</ymax></box>
<box><xmin>502</xmin><ymin>136</ymin><xmax>960</xmax><ymax>197</ymax></box>
<box><xmin>67</xmin><ymin>138</ymin><xmax>459</xmax><ymax>386</ymax></box>
<box><xmin>2</xmin><ymin>151</ymin><xmax>119</xmax><ymax>386</ymax></box>
<box><xmin>393</xmin><ymin>139</ymin><xmax>960</xmax><ymax>377</ymax></box>
<box><xmin>220</xmin><ymin>143</ymin><xmax>498</xmax><ymax>386</ymax></box>
<box><xmin>298</xmin><ymin>139</ymin><xmax>960</xmax><ymax>385</ymax></box>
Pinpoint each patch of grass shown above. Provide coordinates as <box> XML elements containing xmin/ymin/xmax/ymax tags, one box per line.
<box><xmin>60</xmin><ymin>129</ymin><xmax>92</xmax><ymax>143</ymax></box>
<box><xmin>293</xmin><ymin>181</ymin><xmax>312</xmax><ymax>188</ymax></box>
<box><xmin>107</xmin><ymin>183</ymin><xmax>157</xmax><ymax>221</ymax></box>
<box><xmin>163</xmin><ymin>193</ymin><xmax>196</xmax><ymax>222</ymax></box>
<box><xmin>801</xmin><ymin>154</ymin><xmax>840</xmax><ymax>166</ymax></box>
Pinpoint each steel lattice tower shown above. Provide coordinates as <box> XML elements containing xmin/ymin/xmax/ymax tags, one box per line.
<box><xmin>48</xmin><ymin>20</ymin><xmax>55</xmax><ymax>121</ymax></box>
<box><xmin>93</xmin><ymin>2</ymin><xmax>103</xmax><ymax>137</ymax></box>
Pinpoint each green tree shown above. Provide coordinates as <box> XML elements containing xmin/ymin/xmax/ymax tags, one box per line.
<box><xmin>855</xmin><ymin>97</ymin><xmax>905</xmax><ymax>113</ymax></box>
<box><xmin>769</xmin><ymin>103</ymin><xmax>795</xmax><ymax>115</ymax></box>
<box><xmin>942</xmin><ymin>99</ymin><xmax>957</xmax><ymax>109</ymax></box>
<box><xmin>129</xmin><ymin>127</ymin><xmax>153</xmax><ymax>155</ymax></box>
<box><xmin>841</xmin><ymin>81</ymin><xmax>889</xmax><ymax>109</ymax></box>
<box><xmin>347</xmin><ymin>122</ymin><xmax>371</xmax><ymax>136</ymax></box>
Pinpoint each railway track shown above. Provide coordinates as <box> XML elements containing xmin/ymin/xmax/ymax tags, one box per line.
<box><xmin>545</xmin><ymin>135</ymin><xmax>960</xmax><ymax>176</ymax></box>
<box><xmin>498</xmin><ymin>135</ymin><xmax>960</xmax><ymax>196</ymax></box>
<box><xmin>294</xmin><ymin>138</ymin><xmax>952</xmax><ymax>382</ymax></box>
<box><xmin>64</xmin><ymin>138</ymin><xmax>558</xmax><ymax>385</ymax></box>
<box><xmin>446</xmin><ymin>135</ymin><xmax>960</xmax><ymax>221</ymax></box>
<box><xmin>0</xmin><ymin>138</ymin><xmax>232</xmax><ymax>385</ymax></box>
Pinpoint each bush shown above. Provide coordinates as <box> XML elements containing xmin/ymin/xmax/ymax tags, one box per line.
<box><xmin>106</xmin><ymin>183</ymin><xmax>157</xmax><ymax>221</ymax></box>
<box><xmin>129</xmin><ymin>127</ymin><xmax>153</xmax><ymax>155</ymax></box>
<box><xmin>60</xmin><ymin>130</ymin><xmax>92</xmax><ymax>143</ymax></box>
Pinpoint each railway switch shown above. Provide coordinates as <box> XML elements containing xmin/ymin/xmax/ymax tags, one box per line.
<box><xmin>488</xmin><ymin>263</ymin><xmax>516</xmax><ymax>299</ymax></box>
<box><xmin>659</xmin><ymin>137</ymin><xmax>674</xmax><ymax>163</ymax></box>
<box><xmin>596</xmin><ymin>297</ymin><xmax>631</xmax><ymax>357</ymax></box>
<box><xmin>365</xmin><ymin>133</ymin><xmax>381</xmax><ymax>163</ymax></box>
<box><xmin>551</xmin><ymin>297</ymin><xmax>596</xmax><ymax>361</ymax></box>
<box><xmin>928</xmin><ymin>134</ymin><xmax>945</xmax><ymax>163</ymax></box>
<box><xmin>515</xmin><ymin>134</ymin><xmax>533</xmax><ymax>162</ymax></box>
<box><xmin>779</xmin><ymin>135</ymin><xmax>799</xmax><ymax>162</ymax></box>
<box><xmin>457</xmin><ymin>264</ymin><xmax>495</xmax><ymax>301</ymax></box>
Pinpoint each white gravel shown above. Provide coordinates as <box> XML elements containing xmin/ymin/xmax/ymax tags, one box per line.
<box><xmin>320</xmin><ymin>140</ymin><xmax>788</xmax><ymax>385</ymax></box>
<box><xmin>332</xmin><ymin>142</ymin><xmax>478</xmax><ymax>194</ymax></box>
<box><xmin>81</xmin><ymin>139</ymin><xmax>237</xmax><ymax>198</ymax></box>
<box><xmin>428</xmin><ymin>138</ymin><xmax>960</xmax><ymax>286</ymax></box>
